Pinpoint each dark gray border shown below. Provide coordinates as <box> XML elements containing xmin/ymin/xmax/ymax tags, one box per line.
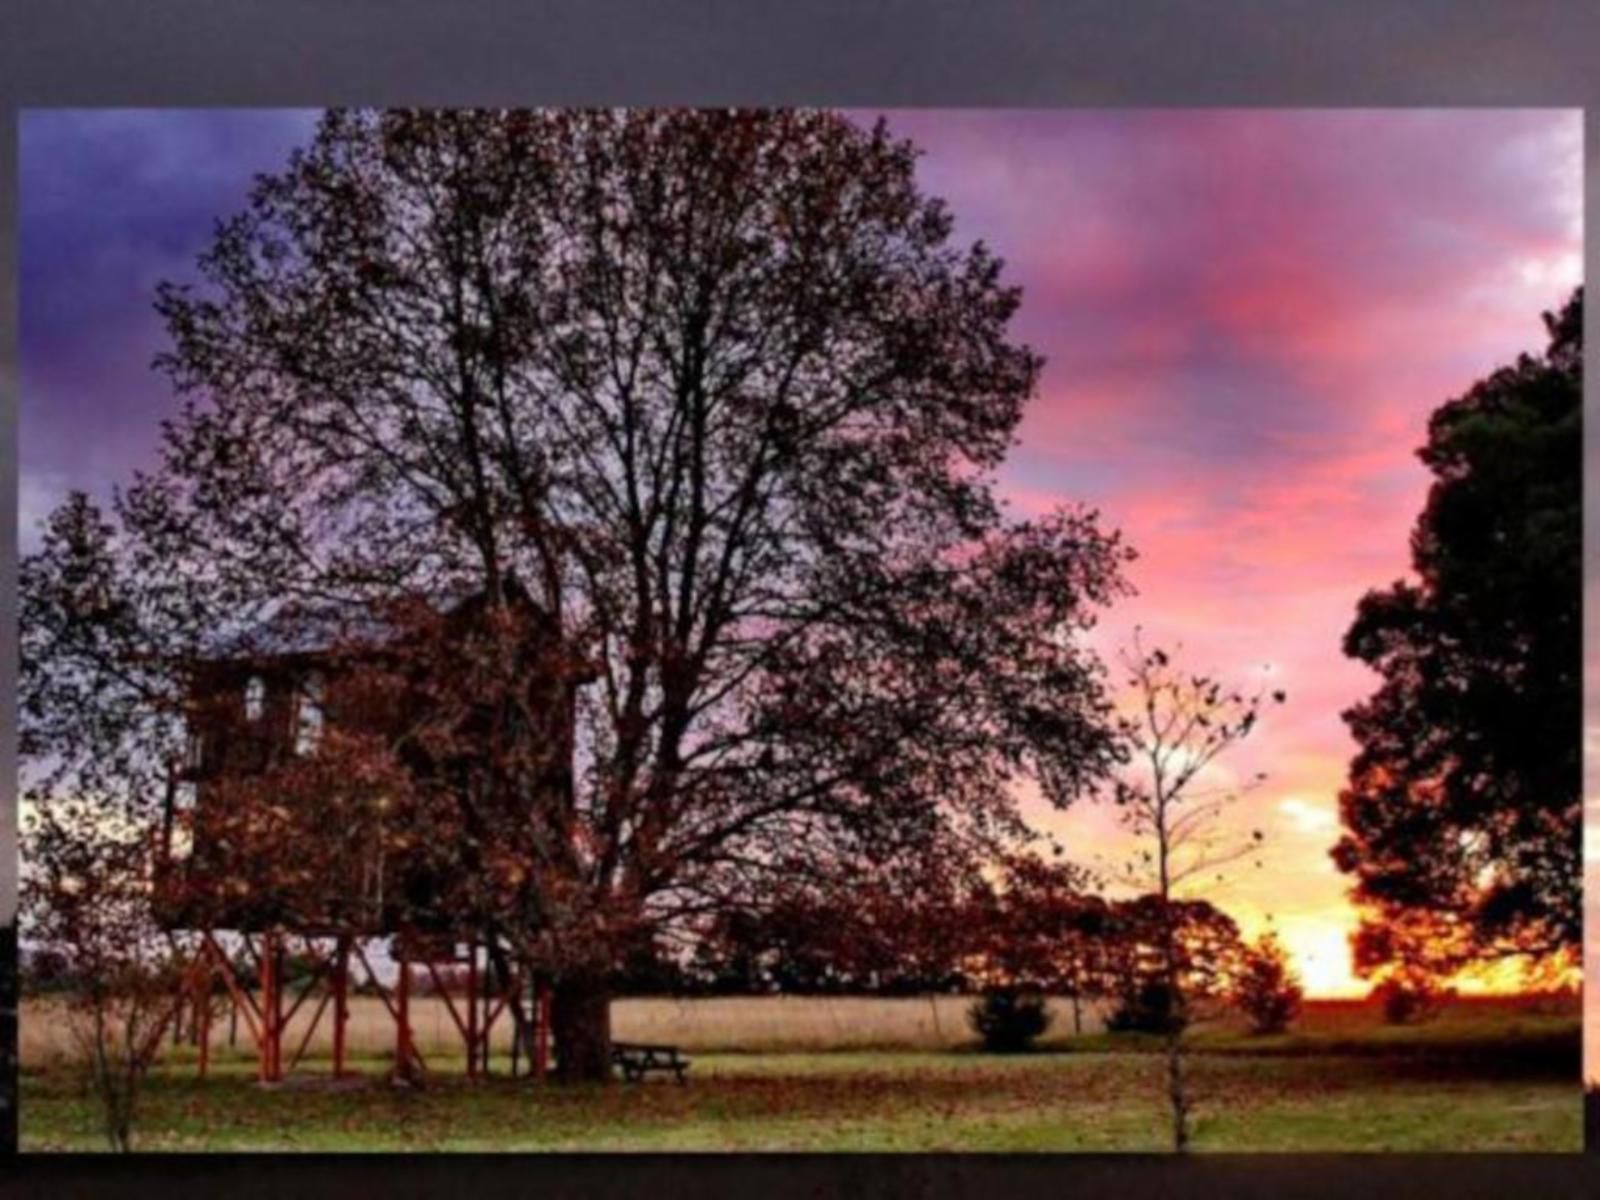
<box><xmin>1</xmin><ymin>0</ymin><xmax>1596</xmax><ymax>1191</ymax></box>
<box><xmin>4</xmin><ymin>1153</ymin><xmax>1600</xmax><ymax>1198</ymax></box>
<box><xmin>4</xmin><ymin>0</ymin><xmax>1599</xmax><ymax>108</ymax></box>
<box><xmin>1</xmin><ymin>34</ymin><xmax>15</xmax><ymax>930</ymax></box>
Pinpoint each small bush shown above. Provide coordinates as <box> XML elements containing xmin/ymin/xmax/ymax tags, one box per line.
<box><xmin>1106</xmin><ymin>979</ymin><xmax>1187</xmax><ymax>1035</ymax></box>
<box><xmin>1233</xmin><ymin>933</ymin><xmax>1303</xmax><ymax>1035</ymax></box>
<box><xmin>967</xmin><ymin>989</ymin><xmax>1052</xmax><ymax>1053</ymax></box>
<box><xmin>1372</xmin><ymin>976</ymin><xmax>1444</xmax><ymax>1025</ymax></box>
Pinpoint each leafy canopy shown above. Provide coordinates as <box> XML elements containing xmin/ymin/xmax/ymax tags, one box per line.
<box><xmin>1333</xmin><ymin>288</ymin><xmax>1582</xmax><ymax>981</ymax></box>
<box><xmin>23</xmin><ymin>111</ymin><xmax>1134</xmax><ymax>987</ymax></box>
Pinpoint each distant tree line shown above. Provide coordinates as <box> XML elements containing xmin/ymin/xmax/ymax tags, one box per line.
<box><xmin>602</xmin><ymin>855</ymin><xmax>1297</xmax><ymax>1040</ymax></box>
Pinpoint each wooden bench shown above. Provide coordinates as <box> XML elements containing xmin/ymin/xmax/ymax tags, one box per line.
<box><xmin>611</xmin><ymin>1041</ymin><xmax>690</xmax><ymax>1084</ymax></box>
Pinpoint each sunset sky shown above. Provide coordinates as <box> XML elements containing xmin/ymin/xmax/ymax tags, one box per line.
<box><xmin>17</xmin><ymin>109</ymin><xmax>1585</xmax><ymax>998</ymax></box>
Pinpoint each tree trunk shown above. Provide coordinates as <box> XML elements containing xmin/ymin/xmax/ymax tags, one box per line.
<box><xmin>1159</xmin><ymin>904</ymin><xmax>1191</xmax><ymax>1151</ymax></box>
<box><xmin>1164</xmin><ymin>1024</ymin><xmax>1190</xmax><ymax>1152</ymax></box>
<box><xmin>112</xmin><ymin>1077</ymin><xmax>134</xmax><ymax>1153</ymax></box>
<box><xmin>550</xmin><ymin>973</ymin><xmax>612</xmax><ymax>1083</ymax></box>
<box><xmin>1156</xmin><ymin>793</ymin><xmax>1189</xmax><ymax>1152</ymax></box>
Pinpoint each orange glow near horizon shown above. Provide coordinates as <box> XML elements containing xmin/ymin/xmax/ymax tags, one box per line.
<box><xmin>15</xmin><ymin>110</ymin><xmax>1585</xmax><ymax>1005</ymax></box>
<box><xmin>863</xmin><ymin>110</ymin><xmax>1584</xmax><ymax>1006</ymax></box>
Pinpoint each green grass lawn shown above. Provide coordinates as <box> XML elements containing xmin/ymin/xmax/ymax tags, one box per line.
<box><xmin>20</xmin><ymin>1035</ymin><xmax>1582</xmax><ymax>1153</ymax></box>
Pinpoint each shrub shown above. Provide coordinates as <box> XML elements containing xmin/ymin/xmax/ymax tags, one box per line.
<box><xmin>1372</xmin><ymin>976</ymin><xmax>1445</xmax><ymax>1025</ymax></box>
<box><xmin>1105</xmin><ymin>978</ymin><xmax>1188</xmax><ymax>1035</ymax></box>
<box><xmin>967</xmin><ymin>989</ymin><xmax>1052</xmax><ymax>1052</ymax></box>
<box><xmin>1233</xmin><ymin>933</ymin><xmax>1303</xmax><ymax>1035</ymax></box>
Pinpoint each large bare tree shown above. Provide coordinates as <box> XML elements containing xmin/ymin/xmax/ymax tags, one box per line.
<box><xmin>24</xmin><ymin>109</ymin><xmax>1132</xmax><ymax>1080</ymax></box>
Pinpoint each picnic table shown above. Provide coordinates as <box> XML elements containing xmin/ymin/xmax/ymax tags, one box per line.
<box><xmin>611</xmin><ymin>1041</ymin><xmax>690</xmax><ymax>1084</ymax></box>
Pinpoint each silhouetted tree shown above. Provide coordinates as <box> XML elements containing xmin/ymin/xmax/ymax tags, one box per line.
<box><xmin>21</xmin><ymin>797</ymin><xmax>193</xmax><ymax>1151</ymax></box>
<box><xmin>1232</xmin><ymin>931</ymin><xmax>1303</xmax><ymax>1035</ymax></box>
<box><xmin>688</xmin><ymin>838</ymin><xmax>987</xmax><ymax>995</ymax></box>
<box><xmin>965</xmin><ymin>854</ymin><xmax>1108</xmax><ymax>1032</ymax></box>
<box><xmin>23</xmin><ymin>109</ymin><xmax>1133</xmax><ymax>1081</ymax></box>
<box><xmin>610</xmin><ymin>934</ymin><xmax>694</xmax><ymax>996</ymax></box>
<box><xmin>1110</xmin><ymin>635</ymin><xmax>1282</xmax><ymax>1151</ymax></box>
<box><xmin>1333</xmin><ymin>288</ymin><xmax>1582</xmax><ymax>989</ymax></box>
<box><xmin>1101</xmin><ymin>896</ymin><xmax>1247</xmax><ymax>1034</ymax></box>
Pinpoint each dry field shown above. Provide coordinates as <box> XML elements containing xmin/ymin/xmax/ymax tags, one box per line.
<box><xmin>19</xmin><ymin>991</ymin><xmax>1575</xmax><ymax>1072</ymax></box>
<box><xmin>19</xmin><ymin>993</ymin><xmax>1107</xmax><ymax>1069</ymax></box>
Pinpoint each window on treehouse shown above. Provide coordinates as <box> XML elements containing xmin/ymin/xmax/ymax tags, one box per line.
<box><xmin>169</xmin><ymin>782</ymin><xmax>197</xmax><ymax>860</ymax></box>
<box><xmin>295</xmin><ymin>671</ymin><xmax>326</xmax><ymax>755</ymax></box>
<box><xmin>244</xmin><ymin>674</ymin><xmax>267</xmax><ymax>722</ymax></box>
<box><xmin>184</xmin><ymin>728</ymin><xmax>205</xmax><ymax>771</ymax></box>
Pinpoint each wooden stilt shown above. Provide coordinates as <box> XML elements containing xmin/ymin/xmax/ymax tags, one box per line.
<box><xmin>466</xmin><ymin>943</ymin><xmax>480</xmax><ymax>1078</ymax></box>
<box><xmin>205</xmin><ymin>934</ymin><xmax>263</xmax><ymax>1045</ymax></box>
<box><xmin>479</xmin><ymin>951</ymin><xmax>491</xmax><ymax>1078</ymax></box>
<box><xmin>332</xmin><ymin>936</ymin><xmax>350</xmax><ymax>1079</ymax></box>
<box><xmin>259</xmin><ymin>930</ymin><xmax>284</xmax><ymax>1083</ymax></box>
<box><xmin>196</xmin><ymin>955</ymin><xmax>212</xmax><ymax>1080</ymax></box>
<box><xmin>275</xmin><ymin>935</ymin><xmax>286</xmax><ymax>1081</ymax></box>
<box><xmin>396</xmin><ymin>946</ymin><xmax>413</xmax><ymax>1081</ymax></box>
<box><xmin>139</xmin><ymin>948</ymin><xmax>206</xmax><ymax>1068</ymax></box>
<box><xmin>509</xmin><ymin>970</ymin><xmax>522</xmax><ymax>1079</ymax></box>
<box><xmin>257</xmin><ymin>934</ymin><xmax>272</xmax><ymax>1083</ymax></box>
<box><xmin>350</xmin><ymin>941</ymin><xmax>429</xmax><ymax>1075</ymax></box>
<box><xmin>535</xmin><ymin>979</ymin><xmax>550</xmax><ymax>1081</ymax></box>
<box><xmin>287</xmin><ymin>988</ymin><xmax>334</xmax><ymax>1072</ymax></box>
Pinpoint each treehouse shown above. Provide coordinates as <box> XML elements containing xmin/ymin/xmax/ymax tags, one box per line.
<box><xmin>152</xmin><ymin>578</ymin><xmax>592</xmax><ymax>1084</ymax></box>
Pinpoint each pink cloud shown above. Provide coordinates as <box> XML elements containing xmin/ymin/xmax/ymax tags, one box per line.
<box><xmin>866</xmin><ymin>109</ymin><xmax>1582</xmax><ymax>991</ymax></box>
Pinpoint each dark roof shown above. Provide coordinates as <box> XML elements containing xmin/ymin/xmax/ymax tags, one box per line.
<box><xmin>198</xmin><ymin>577</ymin><xmax>550</xmax><ymax>665</ymax></box>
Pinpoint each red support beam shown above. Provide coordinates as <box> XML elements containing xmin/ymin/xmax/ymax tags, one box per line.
<box><xmin>482</xmin><ymin>960</ymin><xmax>523</xmax><ymax>1078</ymax></box>
<box><xmin>350</xmin><ymin>941</ymin><xmax>430</xmax><ymax>1076</ymax></box>
<box><xmin>351</xmin><ymin>942</ymin><xmax>403</xmax><ymax>1024</ymax></box>
<box><xmin>484</xmin><ymin>960</ymin><xmax>520</xmax><ymax>1030</ymax></box>
<box><xmin>258</xmin><ymin>933</ymin><xmax>275</xmax><ymax>1083</ymax></box>
<box><xmin>137</xmin><ymin>948</ymin><xmax>206</xmax><ymax>1069</ymax></box>
<box><xmin>203</xmin><ymin>934</ymin><xmax>263</xmax><ymax>1043</ymax></box>
<box><xmin>187</xmin><ymin>929</ymin><xmax>499</xmax><ymax>1086</ymax></box>
<box><xmin>258</xmin><ymin>930</ymin><xmax>285</xmax><ymax>1083</ymax></box>
<box><xmin>195</xmin><ymin>955</ymin><xmax>212</xmax><ymax>1080</ymax></box>
<box><xmin>396</xmin><ymin>947</ymin><xmax>413</xmax><ymax>1082</ymax></box>
<box><xmin>466</xmin><ymin>943</ymin><xmax>480</xmax><ymax>1079</ymax></box>
<box><xmin>275</xmin><ymin>934</ymin><xmax>286</xmax><ymax>1081</ymax></box>
<box><xmin>423</xmin><ymin>959</ymin><xmax>472</xmax><ymax>1045</ymax></box>
<box><xmin>206</xmin><ymin>934</ymin><xmax>265</xmax><ymax>1036</ymax></box>
<box><xmin>287</xmin><ymin>987</ymin><xmax>334</xmax><ymax>1073</ymax></box>
<box><xmin>535</xmin><ymin>980</ymin><xmax>550</xmax><ymax>1081</ymax></box>
<box><xmin>280</xmin><ymin>944</ymin><xmax>336</xmax><ymax>1029</ymax></box>
<box><xmin>276</xmin><ymin>936</ymin><xmax>288</xmax><ymax>1080</ymax></box>
<box><xmin>332</xmin><ymin>937</ymin><xmax>350</xmax><ymax>1079</ymax></box>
